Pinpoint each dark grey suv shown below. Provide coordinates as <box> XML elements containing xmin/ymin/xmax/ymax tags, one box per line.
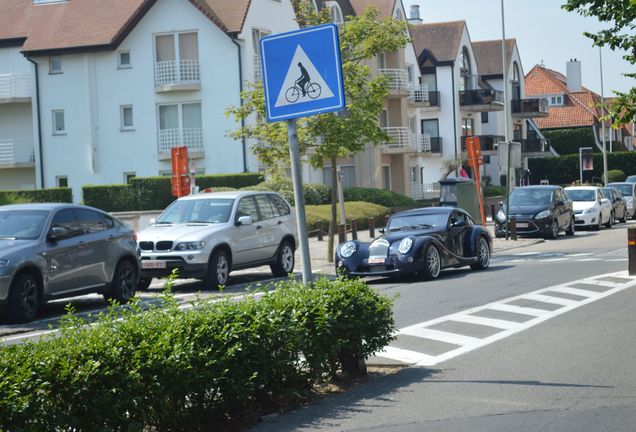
<box><xmin>0</xmin><ymin>204</ymin><xmax>140</xmax><ymax>322</ymax></box>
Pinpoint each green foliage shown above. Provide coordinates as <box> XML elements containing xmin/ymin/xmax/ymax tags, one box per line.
<box><xmin>0</xmin><ymin>188</ymin><xmax>72</xmax><ymax>204</ymax></box>
<box><xmin>0</xmin><ymin>193</ymin><xmax>31</xmax><ymax>206</ymax></box>
<box><xmin>248</xmin><ymin>178</ymin><xmax>331</xmax><ymax>205</ymax></box>
<box><xmin>195</xmin><ymin>173</ymin><xmax>263</xmax><ymax>190</ymax></box>
<box><xmin>607</xmin><ymin>169</ymin><xmax>626</xmax><ymax>182</ymax></box>
<box><xmin>528</xmin><ymin>151</ymin><xmax>636</xmax><ymax>184</ymax></box>
<box><xmin>0</xmin><ymin>278</ymin><xmax>395</xmax><ymax>431</ymax></box>
<box><xmin>82</xmin><ymin>184</ymin><xmax>137</xmax><ymax>212</ymax></box>
<box><xmin>483</xmin><ymin>184</ymin><xmax>507</xmax><ymax>197</ymax></box>
<box><xmin>305</xmin><ymin>201</ymin><xmax>389</xmax><ymax>233</ymax></box>
<box><xmin>344</xmin><ymin>187</ymin><xmax>416</xmax><ymax>208</ymax></box>
<box><xmin>542</xmin><ymin>127</ymin><xmax>596</xmax><ymax>155</ymax></box>
<box><xmin>128</xmin><ymin>176</ymin><xmax>173</xmax><ymax>211</ymax></box>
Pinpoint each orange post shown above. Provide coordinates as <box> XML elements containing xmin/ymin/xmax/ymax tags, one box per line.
<box><xmin>170</xmin><ymin>146</ymin><xmax>190</xmax><ymax>198</ymax></box>
<box><xmin>465</xmin><ymin>136</ymin><xmax>487</xmax><ymax>226</ymax></box>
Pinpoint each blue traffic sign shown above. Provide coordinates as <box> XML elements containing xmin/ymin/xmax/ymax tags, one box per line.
<box><xmin>260</xmin><ymin>23</ymin><xmax>346</xmax><ymax>122</ymax></box>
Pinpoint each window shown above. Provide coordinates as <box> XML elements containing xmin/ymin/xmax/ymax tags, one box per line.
<box><xmin>406</xmin><ymin>64</ymin><xmax>415</xmax><ymax>85</ymax></box>
<box><xmin>549</xmin><ymin>95</ymin><xmax>564</xmax><ymax>106</ymax></box>
<box><xmin>421</xmin><ymin>119</ymin><xmax>439</xmax><ymax>137</ymax></box>
<box><xmin>120</xmin><ymin>105</ymin><xmax>134</xmax><ymax>130</ymax></box>
<box><xmin>410</xmin><ymin>166</ymin><xmax>417</xmax><ymax>183</ymax></box>
<box><xmin>118</xmin><ymin>50</ymin><xmax>131</xmax><ymax>68</ymax></box>
<box><xmin>49</xmin><ymin>56</ymin><xmax>62</xmax><ymax>74</ymax></box>
<box><xmin>255</xmin><ymin>194</ymin><xmax>276</xmax><ymax>220</ymax></box>
<box><xmin>269</xmin><ymin>194</ymin><xmax>290</xmax><ymax>216</ymax></box>
<box><xmin>237</xmin><ymin>196</ymin><xmax>259</xmax><ymax>221</ymax></box>
<box><xmin>124</xmin><ymin>172</ymin><xmax>136</xmax><ymax>184</ymax></box>
<box><xmin>461</xmin><ymin>117</ymin><xmax>474</xmax><ymax>136</ymax></box>
<box><xmin>326</xmin><ymin>1</ymin><xmax>343</xmax><ymax>23</ymax></box>
<box><xmin>252</xmin><ymin>29</ymin><xmax>270</xmax><ymax>80</ymax></box>
<box><xmin>52</xmin><ymin>110</ymin><xmax>65</xmax><ymax>135</ymax></box>
<box><xmin>481</xmin><ymin>112</ymin><xmax>489</xmax><ymax>123</ymax></box>
<box><xmin>158</xmin><ymin>102</ymin><xmax>202</xmax><ymax>152</ymax></box>
<box><xmin>75</xmin><ymin>209</ymin><xmax>108</xmax><ymax>234</ymax></box>
<box><xmin>409</xmin><ymin>116</ymin><xmax>417</xmax><ymax>133</ymax></box>
<box><xmin>394</xmin><ymin>8</ymin><xmax>404</xmax><ymax>20</ymax></box>
<box><xmin>323</xmin><ymin>165</ymin><xmax>355</xmax><ymax>188</ymax></box>
<box><xmin>51</xmin><ymin>209</ymin><xmax>81</xmax><ymax>238</ymax></box>
<box><xmin>459</xmin><ymin>47</ymin><xmax>472</xmax><ymax>91</ymax></box>
<box><xmin>377</xmin><ymin>52</ymin><xmax>386</xmax><ymax>69</ymax></box>
<box><xmin>56</xmin><ymin>175</ymin><xmax>68</xmax><ymax>188</ymax></box>
<box><xmin>154</xmin><ymin>32</ymin><xmax>199</xmax><ymax>84</ymax></box>
<box><xmin>382</xmin><ymin>165</ymin><xmax>391</xmax><ymax>190</ymax></box>
<box><xmin>512</xmin><ymin>62</ymin><xmax>521</xmax><ymax>100</ymax></box>
<box><xmin>379</xmin><ymin>109</ymin><xmax>389</xmax><ymax>128</ymax></box>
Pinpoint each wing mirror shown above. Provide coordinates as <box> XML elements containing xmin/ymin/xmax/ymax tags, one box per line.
<box><xmin>236</xmin><ymin>215</ymin><xmax>254</xmax><ymax>226</ymax></box>
<box><xmin>149</xmin><ymin>218</ymin><xmax>157</xmax><ymax>225</ymax></box>
<box><xmin>601</xmin><ymin>198</ymin><xmax>609</xmax><ymax>204</ymax></box>
<box><xmin>452</xmin><ymin>220</ymin><xmax>468</xmax><ymax>228</ymax></box>
<box><xmin>378</xmin><ymin>227</ymin><xmax>385</xmax><ymax>234</ymax></box>
<box><xmin>48</xmin><ymin>226</ymin><xmax>69</xmax><ymax>241</ymax></box>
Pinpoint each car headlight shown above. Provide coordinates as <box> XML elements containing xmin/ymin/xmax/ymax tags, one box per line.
<box><xmin>340</xmin><ymin>241</ymin><xmax>357</xmax><ymax>258</ymax></box>
<box><xmin>535</xmin><ymin>210</ymin><xmax>551</xmax><ymax>219</ymax></box>
<box><xmin>398</xmin><ymin>237</ymin><xmax>414</xmax><ymax>254</ymax></box>
<box><xmin>496</xmin><ymin>209</ymin><xmax>506</xmax><ymax>222</ymax></box>
<box><xmin>0</xmin><ymin>259</ymin><xmax>8</xmax><ymax>271</ymax></box>
<box><xmin>583</xmin><ymin>206</ymin><xmax>596</xmax><ymax>214</ymax></box>
<box><xmin>175</xmin><ymin>241</ymin><xmax>206</xmax><ymax>251</ymax></box>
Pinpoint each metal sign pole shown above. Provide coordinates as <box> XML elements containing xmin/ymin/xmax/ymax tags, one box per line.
<box><xmin>287</xmin><ymin>119</ymin><xmax>312</xmax><ymax>285</ymax></box>
<box><xmin>579</xmin><ymin>147</ymin><xmax>583</xmax><ymax>184</ymax></box>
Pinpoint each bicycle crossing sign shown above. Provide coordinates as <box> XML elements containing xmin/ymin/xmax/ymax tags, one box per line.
<box><xmin>260</xmin><ymin>23</ymin><xmax>346</xmax><ymax>122</ymax></box>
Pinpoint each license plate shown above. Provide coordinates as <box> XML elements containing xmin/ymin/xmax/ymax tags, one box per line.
<box><xmin>368</xmin><ymin>257</ymin><xmax>385</xmax><ymax>264</ymax></box>
<box><xmin>142</xmin><ymin>260</ymin><xmax>166</xmax><ymax>269</ymax></box>
<box><xmin>515</xmin><ymin>222</ymin><xmax>528</xmax><ymax>228</ymax></box>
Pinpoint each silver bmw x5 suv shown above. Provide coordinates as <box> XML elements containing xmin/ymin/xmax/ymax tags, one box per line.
<box><xmin>137</xmin><ymin>191</ymin><xmax>298</xmax><ymax>289</ymax></box>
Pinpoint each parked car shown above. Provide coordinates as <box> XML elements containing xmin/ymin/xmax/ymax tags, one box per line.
<box><xmin>0</xmin><ymin>204</ymin><xmax>140</xmax><ymax>323</ymax></box>
<box><xmin>137</xmin><ymin>191</ymin><xmax>298</xmax><ymax>290</ymax></box>
<box><xmin>607</xmin><ymin>182</ymin><xmax>636</xmax><ymax>218</ymax></box>
<box><xmin>565</xmin><ymin>186</ymin><xmax>613</xmax><ymax>230</ymax></box>
<box><xmin>601</xmin><ymin>187</ymin><xmax>628</xmax><ymax>223</ymax></box>
<box><xmin>625</xmin><ymin>175</ymin><xmax>636</xmax><ymax>183</ymax></box>
<box><xmin>336</xmin><ymin>207</ymin><xmax>491</xmax><ymax>280</ymax></box>
<box><xmin>495</xmin><ymin>185</ymin><xmax>575</xmax><ymax>239</ymax></box>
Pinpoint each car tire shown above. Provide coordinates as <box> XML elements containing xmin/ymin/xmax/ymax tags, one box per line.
<box><xmin>620</xmin><ymin>210</ymin><xmax>627</xmax><ymax>224</ymax></box>
<box><xmin>104</xmin><ymin>260</ymin><xmax>137</xmax><ymax>304</ymax></box>
<box><xmin>270</xmin><ymin>240</ymin><xmax>295</xmax><ymax>277</ymax></box>
<box><xmin>203</xmin><ymin>249</ymin><xmax>230</xmax><ymax>290</ymax></box>
<box><xmin>420</xmin><ymin>244</ymin><xmax>441</xmax><ymax>281</ymax></box>
<box><xmin>565</xmin><ymin>217</ymin><xmax>576</xmax><ymax>236</ymax></box>
<box><xmin>605</xmin><ymin>212</ymin><xmax>613</xmax><ymax>229</ymax></box>
<box><xmin>470</xmin><ymin>236</ymin><xmax>491</xmax><ymax>271</ymax></box>
<box><xmin>137</xmin><ymin>278</ymin><xmax>152</xmax><ymax>291</ymax></box>
<box><xmin>547</xmin><ymin>218</ymin><xmax>559</xmax><ymax>240</ymax></box>
<box><xmin>6</xmin><ymin>273</ymin><xmax>40</xmax><ymax>323</ymax></box>
<box><xmin>595</xmin><ymin>214</ymin><xmax>602</xmax><ymax>231</ymax></box>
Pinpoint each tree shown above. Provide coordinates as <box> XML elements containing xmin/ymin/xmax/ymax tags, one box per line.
<box><xmin>227</xmin><ymin>1</ymin><xmax>409</xmax><ymax>261</ymax></box>
<box><xmin>562</xmin><ymin>0</ymin><xmax>636</xmax><ymax>124</ymax></box>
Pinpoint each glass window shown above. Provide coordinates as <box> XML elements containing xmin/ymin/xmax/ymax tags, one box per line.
<box><xmin>121</xmin><ymin>105</ymin><xmax>134</xmax><ymax>130</ymax></box>
<box><xmin>157</xmin><ymin>198</ymin><xmax>234</xmax><ymax>224</ymax></box>
<box><xmin>52</xmin><ymin>110</ymin><xmax>65</xmax><ymax>134</ymax></box>
<box><xmin>269</xmin><ymin>194</ymin><xmax>290</xmax><ymax>217</ymax></box>
<box><xmin>49</xmin><ymin>56</ymin><xmax>62</xmax><ymax>74</ymax></box>
<box><xmin>75</xmin><ymin>209</ymin><xmax>108</xmax><ymax>234</ymax></box>
<box><xmin>56</xmin><ymin>176</ymin><xmax>68</xmax><ymax>188</ymax></box>
<box><xmin>118</xmin><ymin>51</ymin><xmax>131</xmax><ymax>68</ymax></box>
<box><xmin>51</xmin><ymin>209</ymin><xmax>81</xmax><ymax>237</ymax></box>
<box><xmin>387</xmin><ymin>213</ymin><xmax>449</xmax><ymax>231</ymax></box>
<box><xmin>421</xmin><ymin>119</ymin><xmax>439</xmax><ymax>137</ymax></box>
<box><xmin>0</xmin><ymin>210</ymin><xmax>48</xmax><ymax>240</ymax></box>
<box><xmin>237</xmin><ymin>196</ymin><xmax>260</xmax><ymax>221</ymax></box>
<box><xmin>481</xmin><ymin>112</ymin><xmax>489</xmax><ymax>123</ymax></box>
<box><xmin>382</xmin><ymin>165</ymin><xmax>391</xmax><ymax>190</ymax></box>
<box><xmin>255</xmin><ymin>195</ymin><xmax>276</xmax><ymax>220</ymax></box>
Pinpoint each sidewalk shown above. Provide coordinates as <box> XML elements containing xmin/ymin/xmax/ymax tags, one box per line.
<box><xmin>299</xmin><ymin>227</ymin><xmax>543</xmax><ymax>276</ymax></box>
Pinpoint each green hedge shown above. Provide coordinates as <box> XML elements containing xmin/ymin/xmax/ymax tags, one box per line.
<box><xmin>0</xmin><ymin>188</ymin><xmax>72</xmax><ymax>204</ymax></box>
<box><xmin>543</xmin><ymin>127</ymin><xmax>596</xmax><ymax>155</ymax></box>
<box><xmin>0</xmin><ymin>278</ymin><xmax>395</xmax><ymax>431</ymax></box>
<box><xmin>344</xmin><ymin>187</ymin><xmax>416</xmax><ymax>208</ymax></box>
<box><xmin>608</xmin><ymin>169</ymin><xmax>626</xmax><ymax>183</ymax></box>
<box><xmin>247</xmin><ymin>178</ymin><xmax>331</xmax><ymax>206</ymax></box>
<box><xmin>529</xmin><ymin>151</ymin><xmax>636</xmax><ymax>185</ymax></box>
<box><xmin>305</xmin><ymin>201</ymin><xmax>390</xmax><ymax>234</ymax></box>
<box><xmin>196</xmin><ymin>173</ymin><xmax>263</xmax><ymax>190</ymax></box>
<box><xmin>82</xmin><ymin>185</ymin><xmax>137</xmax><ymax>212</ymax></box>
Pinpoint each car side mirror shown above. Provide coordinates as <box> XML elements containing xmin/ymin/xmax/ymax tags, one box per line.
<box><xmin>378</xmin><ymin>227</ymin><xmax>385</xmax><ymax>234</ymax></box>
<box><xmin>149</xmin><ymin>218</ymin><xmax>157</xmax><ymax>225</ymax></box>
<box><xmin>601</xmin><ymin>198</ymin><xmax>609</xmax><ymax>204</ymax></box>
<box><xmin>236</xmin><ymin>215</ymin><xmax>253</xmax><ymax>226</ymax></box>
<box><xmin>452</xmin><ymin>220</ymin><xmax>467</xmax><ymax>228</ymax></box>
<box><xmin>48</xmin><ymin>226</ymin><xmax>69</xmax><ymax>241</ymax></box>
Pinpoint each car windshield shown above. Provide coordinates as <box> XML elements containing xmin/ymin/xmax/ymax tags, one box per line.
<box><xmin>0</xmin><ymin>210</ymin><xmax>49</xmax><ymax>240</ymax></box>
<box><xmin>509</xmin><ymin>189</ymin><xmax>553</xmax><ymax>206</ymax></box>
<box><xmin>601</xmin><ymin>189</ymin><xmax>614</xmax><ymax>199</ymax></box>
<box><xmin>156</xmin><ymin>198</ymin><xmax>234</xmax><ymax>224</ymax></box>
<box><xmin>626</xmin><ymin>176</ymin><xmax>636</xmax><ymax>183</ymax></box>
<box><xmin>566</xmin><ymin>189</ymin><xmax>596</xmax><ymax>202</ymax></box>
<box><xmin>387</xmin><ymin>213</ymin><xmax>448</xmax><ymax>231</ymax></box>
<box><xmin>611</xmin><ymin>184</ymin><xmax>633</xmax><ymax>196</ymax></box>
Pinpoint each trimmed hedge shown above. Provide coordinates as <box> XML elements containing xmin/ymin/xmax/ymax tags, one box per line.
<box><xmin>0</xmin><ymin>187</ymin><xmax>72</xmax><ymax>204</ymax></box>
<box><xmin>247</xmin><ymin>178</ymin><xmax>331</xmax><ymax>206</ymax></box>
<box><xmin>344</xmin><ymin>187</ymin><xmax>416</xmax><ymax>208</ymax></box>
<box><xmin>305</xmin><ymin>201</ymin><xmax>390</xmax><ymax>234</ymax></box>
<box><xmin>82</xmin><ymin>185</ymin><xmax>136</xmax><ymax>212</ymax></box>
<box><xmin>543</xmin><ymin>127</ymin><xmax>596</xmax><ymax>155</ymax></box>
<box><xmin>608</xmin><ymin>169</ymin><xmax>626</xmax><ymax>183</ymax></box>
<box><xmin>529</xmin><ymin>151</ymin><xmax>636</xmax><ymax>185</ymax></box>
<box><xmin>0</xmin><ymin>278</ymin><xmax>395</xmax><ymax>431</ymax></box>
<box><xmin>197</xmin><ymin>173</ymin><xmax>263</xmax><ymax>190</ymax></box>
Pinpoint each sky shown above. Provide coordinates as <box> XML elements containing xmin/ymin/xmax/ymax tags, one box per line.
<box><xmin>405</xmin><ymin>0</ymin><xmax>634</xmax><ymax>97</ymax></box>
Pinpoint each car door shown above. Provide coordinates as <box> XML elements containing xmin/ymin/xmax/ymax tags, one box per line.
<box><xmin>43</xmin><ymin>208</ymin><xmax>85</xmax><ymax>296</ymax></box>
<box><xmin>74</xmin><ymin>208</ymin><xmax>111</xmax><ymax>287</ymax></box>
<box><xmin>555</xmin><ymin>188</ymin><xmax>570</xmax><ymax>229</ymax></box>
<box><xmin>445</xmin><ymin>211</ymin><xmax>468</xmax><ymax>264</ymax></box>
<box><xmin>232</xmin><ymin>195</ymin><xmax>263</xmax><ymax>265</ymax></box>
<box><xmin>254</xmin><ymin>194</ymin><xmax>279</xmax><ymax>259</ymax></box>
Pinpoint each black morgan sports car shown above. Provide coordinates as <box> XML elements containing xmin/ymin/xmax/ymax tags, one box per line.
<box><xmin>336</xmin><ymin>207</ymin><xmax>492</xmax><ymax>280</ymax></box>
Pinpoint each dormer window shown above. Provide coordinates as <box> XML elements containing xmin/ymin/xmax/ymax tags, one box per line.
<box><xmin>326</xmin><ymin>1</ymin><xmax>343</xmax><ymax>24</ymax></box>
<box><xmin>548</xmin><ymin>95</ymin><xmax>564</xmax><ymax>106</ymax></box>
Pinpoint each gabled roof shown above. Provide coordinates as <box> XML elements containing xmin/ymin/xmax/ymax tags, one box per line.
<box><xmin>472</xmin><ymin>39</ymin><xmax>516</xmax><ymax>78</ymax></box>
<box><xmin>200</xmin><ymin>0</ymin><xmax>251</xmax><ymax>34</ymax></box>
<box><xmin>349</xmin><ymin>0</ymin><xmax>396</xmax><ymax>19</ymax></box>
<box><xmin>410</xmin><ymin>21</ymin><xmax>465</xmax><ymax>66</ymax></box>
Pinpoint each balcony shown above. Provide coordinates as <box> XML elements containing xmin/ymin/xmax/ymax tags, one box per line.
<box><xmin>459</xmin><ymin>88</ymin><xmax>504</xmax><ymax>112</ymax></box>
<box><xmin>154</xmin><ymin>60</ymin><xmax>201</xmax><ymax>92</ymax></box>
<box><xmin>461</xmin><ymin>135</ymin><xmax>505</xmax><ymax>152</ymax></box>
<box><xmin>381</xmin><ymin>127</ymin><xmax>415</xmax><ymax>153</ymax></box>
<box><xmin>411</xmin><ymin>182</ymin><xmax>440</xmax><ymax>200</ymax></box>
<box><xmin>158</xmin><ymin>128</ymin><xmax>203</xmax><ymax>158</ymax></box>
<box><xmin>378</xmin><ymin>68</ymin><xmax>410</xmax><ymax>97</ymax></box>
<box><xmin>408</xmin><ymin>84</ymin><xmax>429</xmax><ymax>106</ymax></box>
<box><xmin>521</xmin><ymin>138</ymin><xmax>549</xmax><ymax>153</ymax></box>
<box><xmin>0</xmin><ymin>139</ymin><xmax>35</xmax><ymax>168</ymax></box>
<box><xmin>416</xmin><ymin>135</ymin><xmax>443</xmax><ymax>154</ymax></box>
<box><xmin>511</xmin><ymin>98</ymin><xmax>549</xmax><ymax>118</ymax></box>
<box><xmin>0</xmin><ymin>74</ymin><xmax>31</xmax><ymax>103</ymax></box>
<box><xmin>253</xmin><ymin>54</ymin><xmax>262</xmax><ymax>82</ymax></box>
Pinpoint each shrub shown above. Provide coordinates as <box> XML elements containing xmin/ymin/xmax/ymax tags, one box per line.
<box><xmin>196</xmin><ymin>173</ymin><xmax>263</xmax><ymax>190</ymax></box>
<box><xmin>483</xmin><ymin>184</ymin><xmax>506</xmax><ymax>197</ymax></box>
<box><xmin>0</xmin><ymin>188</ymin><xmax>72</xmax><ymax>204</ymax></box>
<box><xmin>0</xmin><ymin>278</ymin><xmax>395</xmax><ymax>431</ymax></box>
<box><xmin>82</xmin><ymin>185</ymin><xmax>137</xmax><ymax>212</ymax></box>
<box><xmin>129</xmin><ymin>176</ymin><xmax>174</xmax><ymax>211</ymax></box>
<box><xmin>247</xmin><ymin>178</ymin><xmax>331</xmax><ymax>205</ymax></box>
<box><xmin>607</xmin><ymin>169</ymin><xmax>626</xmax><ymax>183</ymax></box>
<box><xmin>529</xmin><ymin>152</ymin><xmax>636</xmax><ymax>185</ymax></box>
<box><xmin>305</xmin><ymin>201</ymin><xmax>389</xmax><ymax>234</ymax></box>
<box><xmin>344</xmin><ymin>187</ymin><xmax>416</xmax><ymax>208</ymax></box>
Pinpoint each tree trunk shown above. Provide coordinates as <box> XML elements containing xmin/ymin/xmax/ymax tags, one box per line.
<box><xmin>327</xmin><ymin>155</ymin><xmax>338</xmax><ymax>263</ymax></box>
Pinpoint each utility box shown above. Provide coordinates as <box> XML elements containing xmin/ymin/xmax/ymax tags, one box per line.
<box><xmin>439</xmin><ymin>178</ymin><xmax>481</xmax><ymax>222</ymax></box>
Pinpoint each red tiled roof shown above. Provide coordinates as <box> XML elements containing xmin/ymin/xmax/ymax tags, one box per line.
<box><xmin>200</xmin><ymin>0</ymin><xmax>251</xmax><ymax>33</ymax></box>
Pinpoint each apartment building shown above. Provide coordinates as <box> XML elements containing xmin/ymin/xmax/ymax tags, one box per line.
<box><xmin>0</xmin><ymin>0</ymin><xmax>298</xmax><ymax>201</ymax></box>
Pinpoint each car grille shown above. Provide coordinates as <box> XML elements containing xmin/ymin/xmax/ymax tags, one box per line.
<box><xmin>139</xmin><ymin>241</ymin><xmax>154</xmax><ymax>251</ymax></box>
<box><xmin>139</xmin><ymin>241</ymin><xmax>174</xmax><ymax>252</ymax></box>
<box><xmin>156</xmin><ymin>241</ymin><xmax>173</xmax><ymax>251</ymax></box>
<box><xmin>369</xmin><ymin>239</ymin><xmax>390</xmax><ymax>258</ymax></box>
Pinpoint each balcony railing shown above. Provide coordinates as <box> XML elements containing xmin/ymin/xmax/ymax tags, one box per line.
<box><xmin>511</xmin><ymin>98</ymin><xmax>549</xmax><ymax>117</ymax></box>
<box><xmin>459</xmin><ymin>88</ymin><xmax>504</xmax><ymax>111</ymax></box>
<box><xmin>521</xmin><ymin>138</ymin><xmax>548</xmax><ymax>153</ymax></box>
<box><xmin>0</xmin><ymin>74</ymin><xmax>31</xmax><ymax>101</ymax></box>
<box><xmin>411</xmin><ymin>182</ymin><xmax>440</xmax><ymax>200</ymax></box>
<box><xmin>409</xmin><ymin>84</ymin><xmax>429</xmax><ymax>103</ymax></box>
<box><xmin>0</xmin><ymin>139</ymin><xmax>35</xmax><ymax>166</ymax></box>
<box><xmin>253</xmin><ymin>54</ymin><xmax>262</xmax><ymax>81</ymax></box>
<box><xmin>158</xmin><ymin>128</ymin><xmax>203</xmax><ymax>153</ymax></box>
<box><xmin>155</xmin><ymin>59</ymin><xmax>200</xmax><ymax>86</ymax></box>
<box><xmin>417</xmin><ymin>135</ymin><xmax>443</xmax><ymax>154</ymax></box>
<box><xmin>378</xmin><ymin>68</ymin><xmax>410</xmax><ymax>93</ymax></box>
<box><xmin>461</xmin><ymin>135</ymin><xmax>505</xmax><ymax>152</ymax></box>
<box><xmin>382</xmin><ymin>127</ymin><xmax>414</xmax><ymax>152</ymax></box>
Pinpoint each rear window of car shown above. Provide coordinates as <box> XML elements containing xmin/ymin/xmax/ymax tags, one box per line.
<box><xmin>611</xmin><ymin>184</ymin><xmax>633</xmax><ymax>197</ymax></box>
<box><xmin>269</xmin><ymin>194</ymin><xmax>290</xmax><ymax>216</ymax></box>
<box><xmin>566</xmin><ymin>189</ymin><xmax>596</xmax><ymax>202</ymax></box>
<box><xmin>509</xmin><ymin>189</ymin><xmax>553</xmax><ymax>206</ymax></box>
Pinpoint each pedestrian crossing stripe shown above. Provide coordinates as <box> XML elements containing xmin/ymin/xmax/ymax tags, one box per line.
<box><xmin>274</xmin><ymin>45</ymin><xmax>335</xmax><ymax>108</ymax></box>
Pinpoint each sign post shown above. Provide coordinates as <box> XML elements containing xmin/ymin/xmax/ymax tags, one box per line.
<box><xmin>465</xmin><ymin>136</ymin><xmax>486</xmax><ymax>225</ymax></box>
<box><xmin>261</xmin><ymin>23</ymin><xmax>346</xmax><ymax>285</ymax></box>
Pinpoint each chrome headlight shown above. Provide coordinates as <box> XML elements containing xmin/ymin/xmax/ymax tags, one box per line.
<box><xmin>583</xmin><ymin>206</ymin><xmax>596</xmax><ymax>214</ymax></box>
<box><xmin>175</xmin><ymin>241</ymin><xmax>206</xmax><ymax>251</ymax></box>
<box><xmin>0</xmin><ymin>259</ymin><xmax>8</xmax><ymax>271</ymax></box>
<box><xmin>535</xmin><ymin>210</ymin><xmax>551</xmax><ymax>219</ymax></box>
<box><xmin>496</xmin><ymin>209</ymin><xmax>506</xmax><ymax>222</ymax></box>
<box><xmin>398</xmin><ymin>237</ymin><xmax>414</xmax><ymax>254</ymax></box>
<box><xmin>340</xmin><ymin>241</ymin><xmax>357</xmax><ymax>258</ymax></box>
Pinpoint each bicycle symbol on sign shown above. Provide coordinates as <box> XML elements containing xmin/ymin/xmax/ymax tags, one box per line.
<box><xmin>285</xmin><ymin>62</ymin><xmax>322</xmax><ymax>103</ymax></box>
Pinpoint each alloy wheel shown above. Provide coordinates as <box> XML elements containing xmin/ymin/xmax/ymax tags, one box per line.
<box><xmin>216</xmin><ymin>255</ymin><xmax>229</xmax><ymax>285</ymax></box>
<box><xmin>426</xmin><ymin>246</ymin><xmax>441</xmax><ymax>278</ymax></box>
<box><xmin>281</xmin><ymin>245</ymin><xmax>294</xmax><ymax>273</ymax></box>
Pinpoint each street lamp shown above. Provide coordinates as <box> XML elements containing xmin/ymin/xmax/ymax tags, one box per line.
<box><xmin>501</xmin><ymin>0</ymin><xmax>512</xmax><ymax>240</ymax></box>
<box><xmin>599</xmin><ymin>46</ymin><xmax>608</xmax><ymax>186</ymax></box>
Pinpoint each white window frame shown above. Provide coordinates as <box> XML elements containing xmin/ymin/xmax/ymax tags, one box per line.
<box><xmin>49</xmin><ymin>56</ymin><xmax>62</xmax><ymax>74</ymax></box>
<box><xmin>118</xmin><ymin>50</ymin><xmax>131</xmax><ymax>69</ymax></box>
<box><xmin>326</xmin><ymin>1</ymin><xmax>344</xmax><ymax>24</ymax></box>
<box><xmin>548</xmin><ymin>95</ymin><xmax>564</xmax><ymax>106</ymax></box>
<box><xmin>157</xmin><ymin>101</ymin><xmax>203</xmax><ymax>152</ymax></box>
<box><xmin>153</xmin><ymin>31</ymin><xmax>200</xmax><ymax>84</ymax></box>
<box><xmin>120</xmin><ymin>105</ymin><xmax>134</xmax><ymax>131</ymax></box>
<box><xmin>123</xmin><ymin>172</ymin><xmax>136</xmax><ymax>183</ymax></box>
<box><xmin>56</xmin><ymin>175</ymin><xmax>68</xmax><ymax>188</ymax></box>
<box><xmin>52</xmin><ymin>109</ymin><xmax>65</xmax><ymax>135</ymax></box>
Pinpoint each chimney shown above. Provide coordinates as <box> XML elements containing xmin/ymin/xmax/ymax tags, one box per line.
<box><xmin>566</xmin><ymin>59</ymin><xmax>582</xmax><ymax>92</ymax></box>
<box><xmin>408</xmin><ymin>4</ymin><xmax>422</xmax><ymax>24</ymax></box>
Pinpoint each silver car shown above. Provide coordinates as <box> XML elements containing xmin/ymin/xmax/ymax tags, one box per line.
<box><xmin>0</xmin><ymin>204</ymin><xmax>140</xmax><ymax>323</ymax></box>
<box><xmin>137</xmin><ymin>191</ymin><xmax>298</xmax><ymax>289</ymax></box>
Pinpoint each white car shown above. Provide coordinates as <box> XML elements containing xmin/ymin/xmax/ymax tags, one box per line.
<box><xmin>137</xmin><ymin>191</ymin><xmax>298</xmax><ymax>289</ymax></box>
<box><xmin>607</xmin><ymin>182</ymin><xmax>636</xmax><ymax>218</ymax></box>
<box><xmin>564</xmin><ymin>186</ymin><xmax>613</xmax><ymax>230</ymax></box>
